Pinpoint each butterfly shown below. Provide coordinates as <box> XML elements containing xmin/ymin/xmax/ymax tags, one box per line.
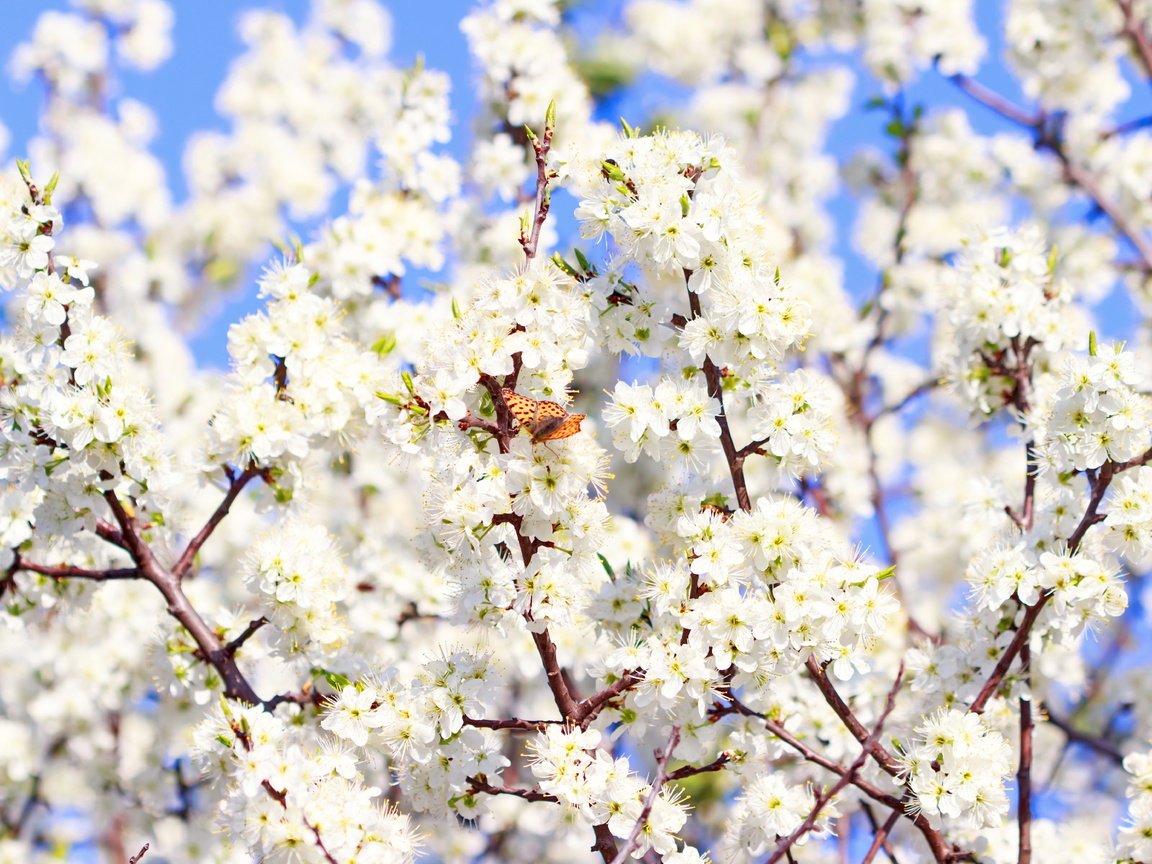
<box><xmin>501</xmin><ymin>388</ymin><xmax>585</xmax><ymax>443</ymax></box>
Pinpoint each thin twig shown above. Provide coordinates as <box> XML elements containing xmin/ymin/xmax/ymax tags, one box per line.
<box><xmin>128</xmin><ymin>844</ymin><xmax>149</xmax><ymax>864</ymax></box>
<box><xmin>1118</xmin><ymin>0</ymin><xmax>1152</xmax><ymax>81</ymax></box>
<box><xmin>861</xmin><ymin>809</ymin><xmax>903</xmax><ymax>864</ymax></box>
<box><xmin>102</xmin><ymin>490</ymin><xmax>264</xmax><ymax>706</ymax></box>
<box><xmin>1040</xmin><ymin>705</ymin><xmax>1124</xmax><ymax>764</ymax></box>
<box><xmin>969</xmin><ymin>465</ymin><xmax>1115</xmax><ymax>714</ymax></box>
<box><xmin>666</xmin><ymin>752</ymin><xmax>730</xmax><ymax>781</ymax></box>
<box><xmin>519</xmin><ymin>107</ymin><xmax>556</xmax><ymax>261</ymax></box>
<box><xmin>686</xmin><ymin>280</ymin><xmax>750</xmax><ymax>511</ymax></box>
<box><xmin>222</xmin><ymin>616</ymin><xmax>268</xmax><ymax>656</ymax></box>
<box><xmin>463</xmin><ymin>715</ymin><xmax>564</xmax><ymax>732</ymax></box>
<box><xmin>765</xmin><ymin>664</ymin><xmax>904</xmax><ymax>864</ymax></box>
<box><xmin>172</xmin><ymin>465</ymin><xmax>260</xmax><ymax>579</ymax></box>
<box><xmin>467</xmin><ymin>776</ymin><xmax>559</xmax><ymax>804</ymax></box>
<box><xmin>1017</xmin><ymin>645</ymin><xmax>1033</xmax><ymax>864</ymax></box>
<box><xmin>609</xmin><ymin>726</ymin><xmax>681</xmax><ymax>864</ymax></box>
<box><xmin>950</xmin><ymin>74</ymin><xmax>1152</xmax><ymax>270</ymax></box>
<box><xmin>14</xmin><ymin>558</ymin><xmax>139</xmax><ymax>581</ymax></box>
<box><xmin>804</xmin><ymin>657</ymin><xmax>904</xmax><ymax>777</ymax></box>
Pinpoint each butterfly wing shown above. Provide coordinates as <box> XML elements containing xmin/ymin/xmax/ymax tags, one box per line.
<box><xmin>501</xmin><ymin>389</ymin><xmax>540</xmax><ymax>429</ymax></box>
<box><xmin>533</xmin><ymin>399</ymin><xmax>568</xmax><ymax>420</ymax></box>
<box><xmin>537</xmin><ymin>413</ymin><xmax>585</xmax><ymax>441</ymax></box>
<box><xmin>501</xmin><ymin>389</ymin><xmax>584</xmax><ymax>443</ymax></box>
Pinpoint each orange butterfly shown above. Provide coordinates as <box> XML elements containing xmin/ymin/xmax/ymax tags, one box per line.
<box><xmin>501</xmin><ymin>388</ymin><xmax>585</xmax><ymax>443</ymax></box>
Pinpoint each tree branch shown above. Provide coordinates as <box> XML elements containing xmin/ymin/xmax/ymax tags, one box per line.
<box><xmin>1118</xmin><ymin>0</ymin><xmax>1152</xmax><ymax>82</ymax></box>
<box><xmin>172</xmin><ymin>465</ymin><xmax>261</xmax><ymax>580</ymax></box>
<box><xmin>766</xmin><ymin>663</ymin><xmax>904</xmax><ymax>864</ymax></box>
<box><xmin>969</xmin><ymin>465</ymin><xmax>1115</xmax><ymax>714</ymax></box>
<box><xmin>519</xmin><ymin>107</ymin><xmax>556</xmax><ymax>261</ymax></box>
<box><xmin>1017</xmin><ymin>646</ymin><xmax>1033</xmax><ymax>864</ymax></box>
<box><xmin>102</xmin><ymin>490</ymin><xmax>264</xmax><ymax>706</ymax></box>
<box><xmin>463</xmin><ymin>715</ymin><xmax>564</xmax><ymax>732</ymax></box>
<box><xmin>950</xmin><ymin>74</ymin><xmax>1152</xmax><ymax>270</ymax></box>
<box><xmin>14</xmin><ymin>556</ymin><xmax>139</xmax><ymax>581</ymax></box>
<box><xmin>467</xmin><ymin>775</ymin><xmax>559</xmax><ymax>804</ymax></box>
<box><xmin>609</xmin><ymin>726</ymin><xmax>681</xmax><ymax>864</ymax></box>
<box><xmin>804</xmin><ymin>657</ymin><xmax>904</xmax><ymax>778</ymax></box>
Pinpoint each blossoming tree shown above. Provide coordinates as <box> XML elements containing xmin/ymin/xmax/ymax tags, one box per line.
<box><xmin>2</xmin><ymin>0</ymin><xmax>1152</xmax><ymax>862</ymax></box>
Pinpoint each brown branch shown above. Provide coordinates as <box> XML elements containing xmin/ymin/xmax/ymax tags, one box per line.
<box><xmin>467</xmin><ymin>775</ymin><xmax>559</xmax><ymax>804</ymax></box>
<box><xmin>666</xmin><ymin>752</ymin><xmax>730</xmax><ymax>782</ymax></box>
<box><xmin>1017</xmin><ymin>646</ymin><xmax>1033</xmax><ymax>864</ymax></box>
<box><xmin>529</xmin><ymin>628</ymin><xmax>580</xmax><ymax>719</ymax></box>
<box><xmin>855</xmin><ymin>98</ymin><xmax>920</xmax><ymax>379</ymax></box>
<box><xmin>804</xmin><ymin>657</ymin><xmax>904</xmax><ymax>778</ymax></box>
<box><xmin>969</xmin><ymin>465</ymin><xmax>1115</xmax><ymax>714</ymax></box>
<box><xmin>609</xmin><ymin>726</ymin><xmax>681</xmax><ymax>864</ymax></box>
<box><xmin>861</xmin><ymin>808</ymin><xmax>903</xmax><ymax>864</ymax></box>
<box><xmin>1040</xmin><ymin>704</ymin><xmax>1124</xmax><ymax>764</ymax></box>
<box><xmin>949</xmin><ymin>75</ymin><xmax>1039</xmax><ymax>126</ymax></box>
<box><xmin>172</xmin><ymin>465</ymin><xmax>261</xmax><ymax>580</ymax></box>
<box><xmin>1060</xmin><ymin>158</ymin><xmax>1152</xmax><ymax>271</ymax></box>
<box><xmin>766</xmin><ymin>664</ymin><xmax>905</xmax><ymax>864</ymax></box>
<box><xmin>263</xmin><ymin>687</ymin><xmax>325</xmax><ymax>712</ymax></box>
<box><xmin>755</xmin><ymin>712</ymin><xmax>953</xmax><ymax>861</ymax></box>
<box><xmin>305</xmin><ymin>818</ymin><xmax>339</xmax><ymax>864</ymax></box>
<box><xmin>1119</xmin><ymin>0</ymin><xmax>1152</xmax><ymax>81</ymax></box>
<box><xmin>223</xmin><ymin>616</ymin><xmax>268</xmax><ymax>657</ymax></box>
<box><xmin>872</xmin><ymin>379</ymin><xmax>939</xmax><ymax>420</ymax></box>
<box><xmin>1117</xmin><ymin>445</ymin><xmax>1152</xmax><ymax>472</ymax></box>
<box><xmin>457</xmin><ymin>410</ymin><xmax>500</xmax><ymax>438</ymax></box>
<box><xmin>96</xmin><ymin>520</ymin><xmax>128</xmax><ymax>550</ymax></box>
<box><xmin>128</xmin><ymin>844</ymin><xmax>150</xmax><ymax>864</ymax></box>
<box><xmin>14</xmin><ymin>556</ymin><xmax>139</xmax><ymax>581</ymax></box>
<box><xmin>951</xmin><ymin>73</ymin><xmax>1152</xmax><ymax>270</ymax></box>
<box><xmin>519</xmin><ymin>109</ymin><xmax>556</xmax><ymax>261</ymax></box>
<box><xmin>102</xmin><ymin>490</ymin><xmax>263</xmax><ymax>706</ymax></box>
<box><xmin>685</xmin><ymin>280</ymin><xmax>750</xmax><ymax>511</ymax></box>
<box><xmin>573</xmin><ymin>671</ymin><xmax>642</xmax><ymax>727</ymax></box>
<box><xmin>463</xmin><ymin>715</ymin><xmax>564</xmax><ymax>732</ymax></box>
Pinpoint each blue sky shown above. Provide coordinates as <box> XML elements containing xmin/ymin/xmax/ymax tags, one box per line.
<box><xmin>0</xmin><ymin>1</ymin><xmax>1139</xmax><ymax>350</ymax></box>
<box><xmin>1</xmin><ymin>1</ymin><xmax>478</xmax><ymax>178</ymax></box>
<box><xmin>0</xmin><ymin>1</ymin><xmax>479</xmax><ymax>360</ymax></box>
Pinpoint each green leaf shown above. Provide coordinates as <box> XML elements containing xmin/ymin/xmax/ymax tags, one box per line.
<box><xmin>371</xmin><ymin>333</ymin><xmax>397</xmax><ymax>357</ymax></box>
<box><xmin>316</xmin><ymin>668</ymin><xmax>353</xmax><ymax>691</ymax></box>
<box><xmin>551</xmin><ymin>253</ymin><xmax>578</xmax><ymax>277</ymax></box>
<box><xmin>42</xmin><ymin>171</ymin><xmax>60</xmax><ymax>205</ymax></box>
<box><xmin>597</xmin><ymin>553</ymin><xmax>616</xmax><ymax>580</ymax></box>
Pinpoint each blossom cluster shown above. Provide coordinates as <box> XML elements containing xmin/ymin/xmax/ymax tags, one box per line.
<box><xmin>901</xmin><ymin>708</ymin><xmax>1012</xmax><ymax>830</ymax></box>
<box><xmin>4</xmin><ymin>1</ymin><xmax>1152</xmax><ymax>863</ymax></box>
<box><xmin>193</xmin><ymin>699</ymin><xmax>419</xmax><ymax>864</ymax></box>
